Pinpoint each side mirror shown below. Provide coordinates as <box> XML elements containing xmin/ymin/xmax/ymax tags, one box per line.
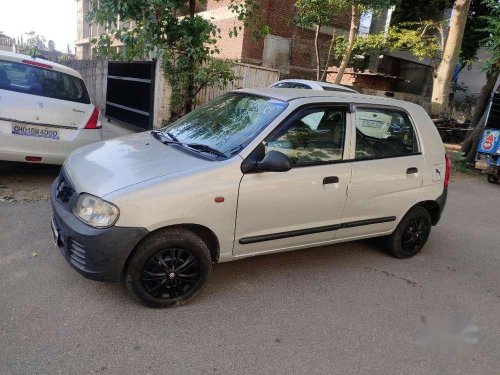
<box><xmin>256</xmin><ymin>150</ymin><xmax>292</xmax><ymax>172</ymax></box>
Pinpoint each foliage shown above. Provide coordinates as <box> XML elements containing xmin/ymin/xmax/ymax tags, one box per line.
<box><xmin>48</xmin><ymin>40</ymin><xmax>56</xmax><ymax>52</ymax></box>
<box><xmin>87</xmin><ymin>0</ymin><xmax>264</xmax><ymax>116</ymax></box>
<box><xmin>17</xmin><ymin>31</ymin><xmax>47</xmax><ymax>55</ymax></box>
<box><xmin>294</xmin><ymin>0</ymin><xmax>348</xmax><ymax>27</ymax></box>
<box><xmin>391</xmin><ymin>0</ymin><xmax>450</xmax><ymax>24</ymax></box>
<box><xmin>294</xmin><ymin>0</ymin><xmax>349</xmax><ymax>79</ymax></box>
<box><xmin>480</xmin><ymin>0</ymin><xmax>500</xmax><ymax>76</ymax></box>
<box><xmin>329</xmin><ymin>24</ymin><xmax>441</xmax><ymax>68</ymax></box>
<box><xmin>460</xmin><ymin>0</ymin><xmax>490</xmax><ymax>68</ymax></box>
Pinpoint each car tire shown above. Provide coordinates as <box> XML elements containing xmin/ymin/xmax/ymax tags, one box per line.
<box><xmin>125</xmin><ymin>228</ymin><xmax>212</xmax><ymax>308</ymax></box>
<box><xmin>386</xmin><ymin>206</ymin><xmax>432</xmax><ymax>259</ymax></box>
<box><xmin>487</xmin><ymin>174</ymin><xmax>499</xmax><ymax>184</ymax></box>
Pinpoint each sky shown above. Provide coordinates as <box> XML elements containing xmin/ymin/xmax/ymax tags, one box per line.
<box><xmin>0</xmin><ymin>0</ymin><xmax>77</xmax><ymax>53</ymax></box>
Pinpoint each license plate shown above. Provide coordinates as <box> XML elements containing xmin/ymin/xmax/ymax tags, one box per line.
<box><xmin>51</xmin><ymin>219</ymin><xmax>59</xmax><ymax>247</ymax></box>
<box><xmin>12</xmin><ymin>124</ymin><xmax>59</xmax><ymax>140</ymax></box>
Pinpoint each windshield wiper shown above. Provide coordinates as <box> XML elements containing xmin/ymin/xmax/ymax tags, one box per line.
<box><xmin>186</xmin><ymin>143</ymin><xmax>227</xmax><ymax>158</ymax></box>
<box><xmin>166</xmin><ymin>132</ymin><xmax>179</xmax><ymax>142</ymax></box>
<box><xmin>152</xmin><ymin>131</ymin><xmax>226</xmax><ymax>159</ymax></box>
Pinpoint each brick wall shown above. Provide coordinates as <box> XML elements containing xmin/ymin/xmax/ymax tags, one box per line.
<box><xmin>203</xmin><ymin>0</ymin><xmax>351</xmax><ymax>76</ymax></box>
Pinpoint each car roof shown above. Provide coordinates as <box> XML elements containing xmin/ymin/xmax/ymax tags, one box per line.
<box><xmin>237</xmin><ymin>88</ymin><xmax>417</xmax><ymax>110</ymax></box>
<box><xmin>270</xmin><ymin>79</ymin><xmax>358</xmax><ymax>93</ymax></box>
<box><xmin>0</xmin><ymin>50</ymin><xmax>83</xmax><ymax>79</ymax></box>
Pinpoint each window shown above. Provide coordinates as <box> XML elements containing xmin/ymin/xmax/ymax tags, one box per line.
<box><xmin>288</xmin><ymin>82</ymin><xmax>311</xmax><ymax>89</ymax></box>
<box><xmin>0</xmin><ymin>60</ymin><xmax>90</xmax><ymax>104</ymax></box>
<box><xmin>266</xmin><ymin>107</ymin><xmax>346</xmax><ymax>166</ymax></box>
<box><xmin>354</xmin><ymin>108</ymin><xmax>418</xmax><ymax>159</ymax></box>
<box><xmin>271</xmin><ymin>82</ymin><xmax>312</xmax><ymax>89</ymax></box>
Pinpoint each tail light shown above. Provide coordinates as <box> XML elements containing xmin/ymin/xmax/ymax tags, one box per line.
<box><xmin>84</xmin><ymin>107</ymin><xmax>101</xmax><ymax>129</ymax></box>
<box><xmin>444</xmin><ymin>154</ymin><xmax>451</xmax><ymax>189</ymax></box>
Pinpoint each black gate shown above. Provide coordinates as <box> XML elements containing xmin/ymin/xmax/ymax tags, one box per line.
<box><xmin>105</xmin><ymin>61</ymin><xmax>155</xmax><ymax>130</ymax></box>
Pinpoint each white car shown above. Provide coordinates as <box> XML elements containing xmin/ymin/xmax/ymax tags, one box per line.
<box><xmin>0</xmin><ymin>51</ymin><xmax>102</xmax><ymax>165</ymax></box>
<box><xmin>51</xmin><ymin>89</ymin><xmax>448</xmax><ymax>308</ymax></box>
<box><xmin>269</xmin><ymin>79</ymin><xmax>358</xmax><ymax>93</ymax></box>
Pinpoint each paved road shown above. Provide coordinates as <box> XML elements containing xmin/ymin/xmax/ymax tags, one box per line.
<box><xmin>1</xmin><ymin>175</ymin><xmax>499</xmax><ymax>374</ymax></box>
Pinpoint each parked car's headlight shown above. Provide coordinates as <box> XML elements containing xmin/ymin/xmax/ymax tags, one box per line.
<box><xmin>73</xmin><ymin>193</ymin><xmax>120</xmax><ymax>228</ymax></box>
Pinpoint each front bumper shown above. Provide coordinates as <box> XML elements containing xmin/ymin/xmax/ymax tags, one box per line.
<box><xmin>50</xmin><ymin>175</ymin><xmax>148</xmax><ymax>282</ymax></box>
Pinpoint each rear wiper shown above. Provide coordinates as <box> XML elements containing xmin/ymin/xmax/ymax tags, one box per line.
<box><xmin>186</xmin><ymin>143</ymin><xmax>227</xmax><ymax>158</ymax></box>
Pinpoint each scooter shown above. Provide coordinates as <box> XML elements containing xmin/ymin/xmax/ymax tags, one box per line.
<box><xmin>475</xmin><ymin>92</ymin><xmax>500</xmax><ymax>184</ymax></box>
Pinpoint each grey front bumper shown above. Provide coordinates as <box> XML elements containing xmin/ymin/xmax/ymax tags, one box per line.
<box><xmin>50</xmin><ymin>176</ymin><xmax>148</xmax><ymax>282</ymax></box>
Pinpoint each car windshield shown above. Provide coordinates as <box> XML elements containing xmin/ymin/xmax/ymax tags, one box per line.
<box><xmin>159</xmin><ymin>93</ymin><xmax>288</xmax><ymax>158</ymax></box>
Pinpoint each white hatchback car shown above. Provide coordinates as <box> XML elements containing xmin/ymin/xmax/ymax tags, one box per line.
<box><xmin>51</xmin><ymin>89</ymin><xmax>449</xmax><ymax>307</ymax></box>
<box><xmin>269</xmin><ymin>79</ymin><xmax>358</xmax><ymax>93</ymax></box>
<box><xmin>0</xmin><ymin>51</ymin><xmax>102</xmax><ymax>165</ymax></box>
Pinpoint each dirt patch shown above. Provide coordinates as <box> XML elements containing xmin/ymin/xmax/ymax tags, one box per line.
<box><xmin>0</xmin><ymin>162</ymin><xmax>60</xmax><ymax>203</ymax></box>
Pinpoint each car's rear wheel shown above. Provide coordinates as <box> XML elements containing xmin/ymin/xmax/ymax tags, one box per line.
<box><xmin>125</xmin><ymin>228</ymin><xmax>212</xmax><ymax>308</ymax></box>
<box><xmin>386</xmin><ymin>207</ymin><xmax>431</xmax><ymax>258</ymax></box>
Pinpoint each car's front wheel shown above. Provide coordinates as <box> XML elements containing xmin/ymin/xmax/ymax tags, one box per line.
<box><xmin>386</xmin><ymin>206</ymin><xmax>432</xmax><ymax>258</ymax></box>
<box><xmin>125</xmin><ymin>228</ymin><xmax>212</xmax><ymax>308</ymax></box>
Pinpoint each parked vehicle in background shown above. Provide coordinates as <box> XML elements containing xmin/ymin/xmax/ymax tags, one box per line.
<box><xmin>475</xmin><ymin>92</ymin><xmax>500</xmax><ymax>184</ymax></box>
<box><xmin>51</xmin><ymin>89</ymin><xmax>448</xmax><ymax>308</ymax></box>
<box><xmin>0</xmin><ymin>51</ymin><xmax>102</xmax><ymax>165</ymax></box>
<box><xmin>269</xmin><ymin>79</ymin><xmax>358</xmax><ymax>93</ymax></box>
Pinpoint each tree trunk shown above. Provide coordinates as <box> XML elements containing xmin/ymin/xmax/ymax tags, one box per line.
<box><xmin>320</xmin><ymin>29</ymin><xmax>336</xmax><ymax>82</ymax></box>
<box><xmin>469</xmin><ymin>71</ymin><xmax>499</xmax><ymax>128</ymax></box>
<box><xmin>461</xmin><ymin>72</ymin><xmax>500</xmax><ymax>161</ymax></box>
<box><xmin>431</xmin><ymin>0</ymin><xmax>472</xmax><ymax>117</ymax></box>
<box><xmin>463</xmin><ymin>112</ymin><xmax>487</xmax><ymax>162</ymax></box>
<box><xmin>334</xmin><ymin>4</ymin><xmax>359</xmax><ymax>85</ymax></box>
<box><xmin>314</xmin><ymin>24</ymin><xmax>321</xmax><ymax>81</ymax></box>
<box><xmin>183</xmin><ymin>0</ymin><xmax>197</xmax><ymax>114</ymax></box>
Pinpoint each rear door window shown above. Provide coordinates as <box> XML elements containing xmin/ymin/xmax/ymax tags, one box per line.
<box><xmin>0</xmin><ymin>60</ymin><xmax>90</xmax><ymax>104</ymax></box>
<box><xmin>354</xmin><ymin>107</ymin><xmax>418</xmax><ymax>159</ymax></box>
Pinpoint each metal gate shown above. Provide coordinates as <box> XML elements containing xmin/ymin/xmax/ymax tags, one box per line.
<box><xmin>105</xmin><ymin>61</ymin><xmax>155</xmax><ymax>130</ymax></box>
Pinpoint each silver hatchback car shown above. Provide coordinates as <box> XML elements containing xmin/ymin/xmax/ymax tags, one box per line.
<box><xmin>51</xmin><ymin>89</ymin><xmax>448</xmax><ymax>307</ymax></box>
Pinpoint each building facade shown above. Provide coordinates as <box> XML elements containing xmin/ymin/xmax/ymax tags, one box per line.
<box><xmin>75</xmin><ymin>0</ymin><xmax>350</xmax><ymax>77</ymax></box>
<box><xmin>0</xmin><ymin>32</ymin><xmax>16</xmax><ymax>52</ymax></box>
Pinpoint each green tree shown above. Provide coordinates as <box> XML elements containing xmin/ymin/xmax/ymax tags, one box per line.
<box><xmin>87</xmin><ymin>0</ymin><xmax>264</xmax><ymax>117</ymax></box>
<box><xmin>48</xmin><ymin>40</ymin><xmax>56</xmax><ymax>52</ymax></box>
<box><xmin>333</xmin><ymin>0</ymin><xmax>394</xmax><ymax>84</ymax></box>
<box><xmin>431</xmin><ymin>0</ymin><xmax>472</xmax><ymax>116</ymax></box>
<box><xmin>18</xmin><ymin>31</ymin><xmax>47</xmax><ymax>55</ymax></box>
<box><xmin>294</xmin><ymin>0</ymin><xmax>348</xmax><ymax>81</ymax></box>
<box><xmin>461</xmin><ymin>0</ymin><xmax>500</xmax><ymax>161</ymax></box>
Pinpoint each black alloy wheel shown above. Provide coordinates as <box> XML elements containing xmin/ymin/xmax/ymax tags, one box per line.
<box><xmin>125</xmin><ymin>228</ymin><xmax>212</xmax><ymax>308</ymax></box>
<box><xmin>386</xmin><ymin>206</ymin><xmax>432</xmax><ymax>258</ymax></box>
<box><xmin>141</xmin><ymin>248</ymin><xmax>200</xmax><ymax>299</ymax></box>
<box><xmin>401</xmin><ymin>217</ymin><xmax>430</xmax><ymax>255</ymax></box>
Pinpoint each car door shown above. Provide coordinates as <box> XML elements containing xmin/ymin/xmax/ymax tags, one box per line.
<box><xmin>337</xmin><ymin>105</ymin><xmax>426</xmax><ymax>240</ymax></box>
<box><xmin>233</xmin><ymin>105</ymin><xmax>352</xmax><ymax>257</ymax></box>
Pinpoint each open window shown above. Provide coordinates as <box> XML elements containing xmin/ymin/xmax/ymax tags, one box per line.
<box><xmin>265</xmin><ymin>106</ymin><xmax>347</xmax><ymax>166</ymax></box>
<box><xmin>354</xmin><ymin>107</ymin><xmax>419</xmax><ymax>160</ymax></box>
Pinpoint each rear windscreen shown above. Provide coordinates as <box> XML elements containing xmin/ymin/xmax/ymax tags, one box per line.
<box><xmin>0</xmin><ymin>60</ymin><xmax>90</xmax><ymax>104</ymax></box>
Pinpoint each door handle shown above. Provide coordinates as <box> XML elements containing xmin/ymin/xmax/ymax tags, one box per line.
<box><xmin>323</xmin><ymin>176</ymin><xmax>339</xmax><ymax>184</ymax></box>
<box><xmin>406</xmin><ymin>167</ymin><xmax>418</xmax><ymax>174</ymax></box>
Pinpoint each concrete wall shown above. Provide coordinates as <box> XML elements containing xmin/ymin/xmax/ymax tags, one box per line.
<box><xmin>62</xmin><ymin>59</ymin><xmax>108</xmax><ymax>111</ymax></box>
